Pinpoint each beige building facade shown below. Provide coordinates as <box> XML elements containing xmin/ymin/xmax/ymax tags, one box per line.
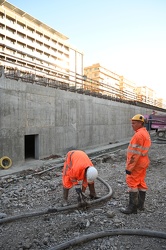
<box><xmin>84</xmin><ymin>63</ymin><xmax>165</xmax><ymax>108</ymax></box>
<box><xmin>84</xmin><ymin>63</ymin><xmax>137</xmax><ymax>100</ymax></box>
<box><xmin>0</xmin><ymin>0</ymin><xmax>83</xmax><ymax>86</ymax></box>
<box><xmin>84</xmin><ymin>63</ymin><xmax>120</xmax><ymax>95</ymax></box>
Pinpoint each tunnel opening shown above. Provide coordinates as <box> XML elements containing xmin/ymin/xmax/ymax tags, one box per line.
<box><xmin>25</xmin><ymin>134</ymin><xmax>39</xmax><ymax>160</ymax></box>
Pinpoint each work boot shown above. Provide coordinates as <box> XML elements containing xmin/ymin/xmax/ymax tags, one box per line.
<box><xmin>137</xmin><ymin>191</ymin><xmax>146</xmax><ymax>211</ymax></box>
<box><xmin>88</xmin><ymin>183</ymin><xmax>99</xmax><ymax>199</ymax></box>
<box><xmin>121</xmin><ymin>192</ymin><xmax>138</xmax><ymax>214</ymax></box>
<box><xmin>62</xmin><ymin>188</ymin><xmax>69</xmax><ymax>206</ymax></box>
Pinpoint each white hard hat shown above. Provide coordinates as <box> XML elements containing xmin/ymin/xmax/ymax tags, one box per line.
<box><xmin>86</xmin><ymin>166</ymin><xmax>98</xmax><ymax>183</ymax></box>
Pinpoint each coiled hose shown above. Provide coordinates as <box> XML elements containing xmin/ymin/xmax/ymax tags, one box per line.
<box><xmin>0</xmin><ymin>176</ymin><xmax>112</xmax><ymax>225</ymax></box>
<box><xmin>0</xmin><ymin>156</ymin><xmax>12</xmax><ymax>169</ymax></box>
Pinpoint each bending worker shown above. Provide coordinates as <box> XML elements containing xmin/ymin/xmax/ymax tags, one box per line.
<box><xmin>121</xmin><ymin>114</ymin><xmax>151</xmax><ymax>214</ymax></box>
<box><xmin>62</xmin><ymin>150</ymin><xmax>98</xmax><ymax>206</ymax></box>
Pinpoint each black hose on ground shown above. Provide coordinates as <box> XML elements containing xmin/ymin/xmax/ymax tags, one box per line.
<box><xmin>152</xmin><ymin>140</ymin><xmax>166</xmax><ymax>144</ymax></box>
<box><xmin>48</xmin><ymin>229</ymin><xmax>166</xmax><ymax>250</ymax></box>
<box><xmin>0</xmin><ymin>176</ymin><xmax>112</xmax><ymax>225</ymax></box>
<box><xmin>0</xmin><ymin>207</ymin><xmax>58</xmax><ymax>225</ymax></box>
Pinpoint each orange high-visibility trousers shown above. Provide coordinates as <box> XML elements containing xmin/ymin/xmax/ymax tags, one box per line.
<box><xmin>126</xmin><ymin>166</ymin><xmax>148</xmax><ymax>190</ymax></box>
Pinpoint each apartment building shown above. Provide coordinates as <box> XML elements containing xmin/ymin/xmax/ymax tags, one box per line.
<box><xmin>84</xmin><ymin>63</ymin><xmax>136</xmax><ymax>99</ymax></box>
<box><xmin>84</xmin><ymin>63</ymin><xmax>165</xmax><ymax>107</ymax></box>
<box><xmin>0</xmin><ymin>0</ymin><xmax>83</xmax><ymax>86</ymax></box>
<box><xmin>136</xmin><ymin>86</ymin><xmax>158</xmax><ymax>106</ymax></box>
<box><xmin>84</xmin><ymin>63</ymin><xmax>119</xmax><ymax>95</ymax></box>
<box><xmin>119</xmin><ymin>75</ymin><xmax>137</xmax><ymax>100</ymax></box>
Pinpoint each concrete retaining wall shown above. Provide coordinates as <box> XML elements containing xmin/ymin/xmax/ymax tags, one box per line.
<box><xmin>0</xmin><ymin>71</ymin><xmax>153</xmax><ymax>167</ymax></box>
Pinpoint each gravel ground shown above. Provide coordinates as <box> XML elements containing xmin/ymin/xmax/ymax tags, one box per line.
<box><xmin>0</xmin><ymin>134</ymin><xmax>166</xmax><ymax>250</ymax></box>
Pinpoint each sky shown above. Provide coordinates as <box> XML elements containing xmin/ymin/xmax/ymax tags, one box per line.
<box><xmin>6</xmin><ymin>0</ymin><xmax>166</xmax><ymax>99</ymax></box>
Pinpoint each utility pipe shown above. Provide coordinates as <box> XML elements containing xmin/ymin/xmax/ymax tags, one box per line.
<box><xmin>49</xmin><ymin>229</ymin><xmax>166</xmax><ymax>250</ymax></box>
<box><xmin>0</xmin><ymin>176</ymin><xmax>112</xmax><ymax>225</ymax></box>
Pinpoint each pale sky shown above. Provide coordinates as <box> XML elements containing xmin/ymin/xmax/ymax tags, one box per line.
<box><xmin>7</xmin><ymin>0</ymin><xmax>166</xmax><ymax>99</ymax></box>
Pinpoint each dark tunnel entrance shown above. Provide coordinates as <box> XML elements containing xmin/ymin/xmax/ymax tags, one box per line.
<box><xmin>25</xmin><ymin>134</ymin><xmax>39</xmax><ymax>160</ymax></box>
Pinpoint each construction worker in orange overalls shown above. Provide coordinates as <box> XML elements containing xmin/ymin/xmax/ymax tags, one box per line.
<box><xmin>62</xmin><ymin>150</ymin><xmax>98</xmax><ymax>206</ymax></box>
<box><xmin>121</xmin><ymin>114</ymin><xmax>151</xmax><ymax>214</ymax></box>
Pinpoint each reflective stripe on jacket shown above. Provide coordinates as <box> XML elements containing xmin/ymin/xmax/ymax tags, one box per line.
<box><xmin>126</xmin><ymin>127</ymin><xmax>151</xmax><ymax>172</ymax></box>
<box><xmin>62</xmin><ymin>150</ymin><xmax>93</xmax><ymax>189</ymax></box>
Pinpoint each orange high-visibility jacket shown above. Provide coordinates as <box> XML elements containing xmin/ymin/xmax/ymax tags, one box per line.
<box><xmin>126</xmin><ymin>127</ymin><xmax>151</xmax><ymax>172</ymax></box>
<box><xmin>62</xmin><ymin>150</ymin><xmax>93</xmax><ymax>189</ymax></box>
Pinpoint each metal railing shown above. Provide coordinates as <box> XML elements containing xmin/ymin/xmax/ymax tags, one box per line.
<box><xmin>1</xmin><ymin>65</ymin><xmax>166</xmax><ymax>111</ymax></box>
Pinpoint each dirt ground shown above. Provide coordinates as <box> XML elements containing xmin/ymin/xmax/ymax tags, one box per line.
<box><xmin>0</xmin><ymin>134</ymin><xmax>166</xmax><ymax>250</ymax></box>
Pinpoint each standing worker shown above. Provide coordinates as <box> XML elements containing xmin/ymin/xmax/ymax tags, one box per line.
<box><xmin>121</xmin><ymin>114</ymin><xmax>151</xmax><ymax>214</ymax></box>
<box><xmin>62</xmin><ymin>150</ymin><xmax>98</xmax><ymax>206</ymax></box>
<box><xmin>149</xmin><ymin>110</ymin><xmax>158</xmax><ymax>132</ymax></box>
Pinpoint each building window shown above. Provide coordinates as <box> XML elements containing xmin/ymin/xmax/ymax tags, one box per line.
<box><xmin>36</xmin><ymin>31</ymin><xmax>42</xmax><ymax>38</ymax></box>
<box><xmin>27</xmin><ymin>36</ymin><xmax>34</xmax><ymax>42</ymax></box>
<box><xmin>17</xmin><ymin>31</ymin><xmax>25</xmax><ymax>38</ymax></box>
<box><xmin>27</xmin><ymin>26</ymin><xmax>34</xmax><ymax>33</ymax></box>
<box><xmin>17</xmin><ymin>41</ymin><xmax>25</xmax><ymax>48</ymax></box>
<box><xmin>17</xmin><ymin>21</ymin><xmax>25</xmax><ymax>29</ymax></box>
<box><xmin>6</xmin><ymin>15</ymin><xmax>15</xmax><ymax>24</ymax></box>
<box><xmin>6</xmin><ymin>27</ymin><xmax>15</xmax><ymax>34</ymax></box>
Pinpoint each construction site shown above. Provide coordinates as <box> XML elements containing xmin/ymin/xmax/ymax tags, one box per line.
<box><xmin>0</xmin><ymin>134</ymin><xmax>166</xmax><ymax>250</ymax></box>
<box><xmin>0</xmin><ymin>1</ymin><xmax>166</xmax><ymax>249</ymax></box>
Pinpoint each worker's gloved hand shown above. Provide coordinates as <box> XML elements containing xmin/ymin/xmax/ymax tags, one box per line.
<box><xmin>75</xmin><ymin>188</ymin><xmax>84</xmax><ymax>203</ymax></box>
<box><xmin>126</xmin><ymin>170</ymin><xmax>131</xmax><ymax>175</ymax></box>
<box><xmin>75</xmin><ymin>188</ymin><xmax>90</xmax><ymax>205</ymax></box>
<box><xmin>75</xmin><ymin>187</ymin><xmax>82</xmax><ymax>194</ymax></box>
